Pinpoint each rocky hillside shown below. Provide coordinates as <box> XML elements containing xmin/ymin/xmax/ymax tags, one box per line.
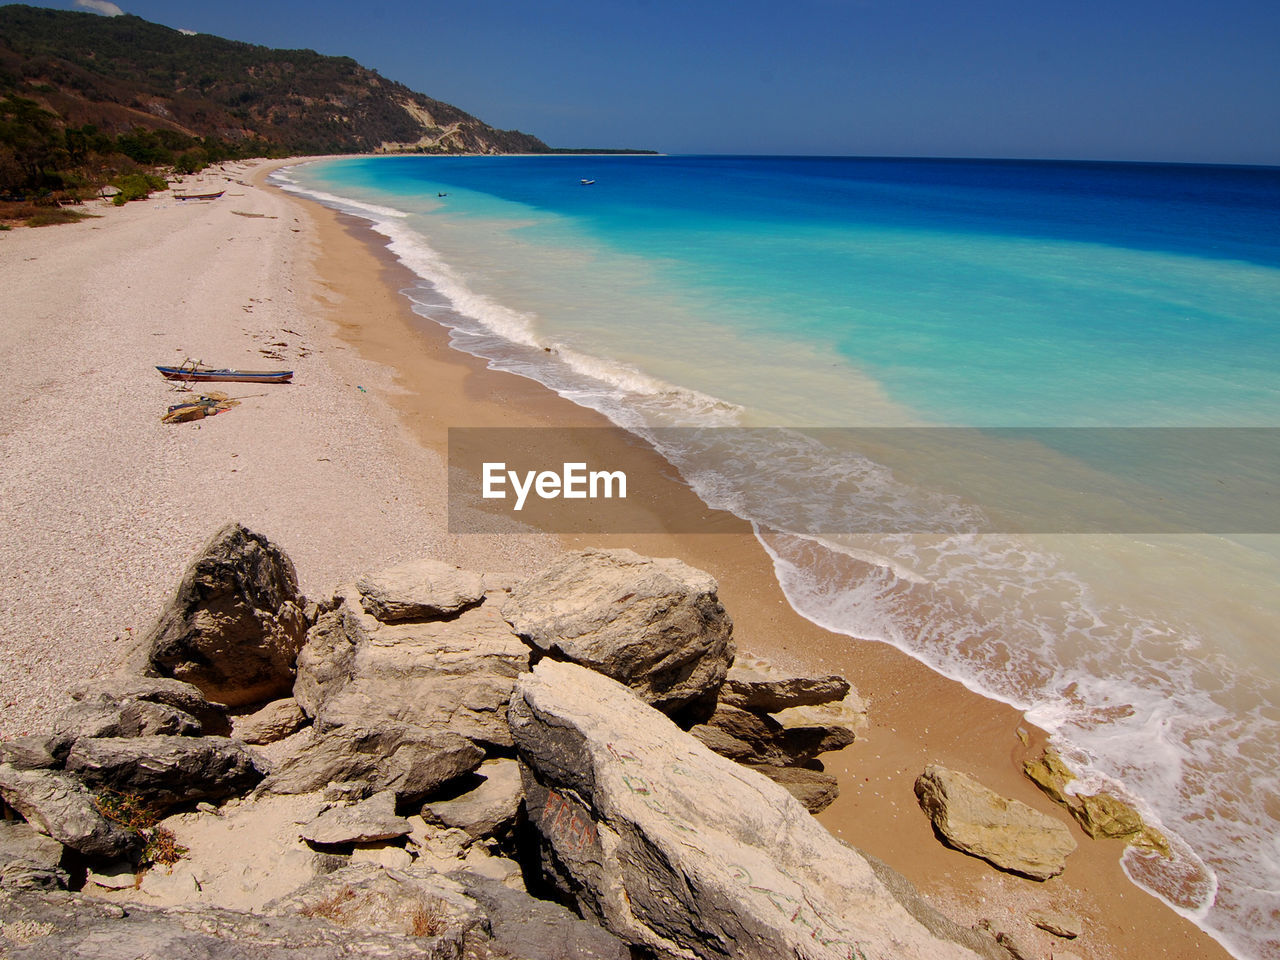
<box><xmin>0</xmin><ymin>3</ymin><xmax>547</xmax><ymax>156</ymax></box>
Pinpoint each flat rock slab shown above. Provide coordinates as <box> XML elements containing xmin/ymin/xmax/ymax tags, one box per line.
<box><xmin>301</xmin><ymin>791</ymin><xmax>411</xmax><ymax>845</ymax></box>
<box><xmin>422</xmin><ymin>758</ymin><xmax>522</xmax><ymax>840</ymax></box>
<box><xmin>721</xmin><ymin>654</ymin><xmax>851</xmax><ymax>712</ymax></box>
<box><xmin>356</xmin><ymin>558</ymin><xmax>485</xmax><ymax>622</ymax></box>
<box><xmin>0</xmin><ymin>735</ymin><xmax>70</xmax><ymax>771</ymax></box>
<box><xmin>266</xmin><ymin>861</ymin><xmax>485</xmax><ymax>945</ymax></box>
<box><xmin>504</xmin><ymin>548</ymin><xmax>735</xmax><ymax>713</ymax></box>
<box><xmin>915</xmin><ymin>765</ymin><xmax>1077</xmax><ymax>881</ymax></box>
<box><xmin>259</xmin><ymin>722</ymin><xmax>483</xmax><ymax>804</ymax></box>
<box><xmin>510</xmin><ymin>660</ymin><xmax>1004</xmax><ymax>960</ymax></box>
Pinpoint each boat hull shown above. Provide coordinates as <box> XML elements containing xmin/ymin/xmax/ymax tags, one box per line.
<box><xmin>156</xmin><ymin>366</ymin><xmax>292</xmax><ymax>384</ymax></box>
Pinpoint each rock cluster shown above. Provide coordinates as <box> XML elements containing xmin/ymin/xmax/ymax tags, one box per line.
<box><xmin>0</xmin><ymin>527</ymin><xmax>1016</xmax><ymax>960</ymax></box>
<box><xmin>689</xmin><ymin>654</ymin><xmax>866</xmax><ymax>812</ymax></box>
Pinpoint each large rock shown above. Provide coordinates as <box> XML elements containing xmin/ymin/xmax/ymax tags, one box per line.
<box><xmin>295</xmin><ymin>596</ymin><xmax>528</xmax><ymax>749</ymax></box>
<box><xmin>356</xmin><ymin>559</ymin><xmax>485</xmax><ymax>622</ymax></box>
<box><xmin>0</xmin><ymin>735</ymin><xmax>72</xmax><ymax>771</ymax></box>
<box><xmin>64</xmin><ymin>736</ymin><xmax>264</xmax><ymax>809</ymax></box>
<box><xmin>720</xmin><ymin>654</ymin><xmax>851</xmax><ymax>712</ymax></box>
<box><xmin>509</xmin><ymin>660</ymin><xmax>1005</xmax><ymax>960</ymax></box>
<box><xmin>232</xmin><ymin>697</ymin><xmax>308</xmax><ymax>745</ymax></box>
<box><xmin>259</xmin><ymin>723</ymin><xmax>483</xmax><ymax>803</ymax></box>
<box><xmin>301</xmin><ymin>791</ymin><xmax>412</xmax><ymax>846</ymax></box>
<box><xmin>914</xmin><ymin>765</ymin><xmax>1077</xmax><ymax>881</ymax></box>
<box><xmin>53</xmin><ymin>693</ymin><xmax>202</xmax><ymax>741</ymax></box>
<box><xmin>503</xmin><ymin>549</ymin><xmax>735</xmax><ymax>713</ymax></box>
<box><xmin>0</xmin><ymin>764</ymin><xmax>140</xmax><ymax>860</ymax></box>
<box><xmin>0</xmin><ymin>819</ymin><xmax>68</xmax><ymax>890</ymax></box>
<box><xmin>421</xmin><ymin>758</ymin><xmax>523</xmax><ymax>841</ymax></box>
<box><xmin>144</xmin><ymin>523</ymin><xmax>309</xmax><ymax>707</ymax></box>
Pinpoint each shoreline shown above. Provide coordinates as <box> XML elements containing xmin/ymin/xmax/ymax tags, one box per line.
<box><xmin>0</xmin><ymin>156</ymin><xmax>1234</xmax><ymax>959</ymax></box>
<box><xmin>278</xmin><ymin>163</ymin><xmax>1235</xmax><ymax>960</ymax></box>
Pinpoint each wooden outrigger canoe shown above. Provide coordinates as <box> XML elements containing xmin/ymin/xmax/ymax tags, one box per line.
<box><xmin>157</xmin><ymin>365</ymin><xmax>292</xmax><ymax>384</ymax></box>
<box><xmin>173</xmin><ymin>190</ymin><xmax>226</xmax><ymax>201</ymax></box>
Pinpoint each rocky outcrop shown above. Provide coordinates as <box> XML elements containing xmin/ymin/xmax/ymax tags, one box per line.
<box><xmin>144</xmin><ymin>523</ymin><xmax>309</xmax><ymax>707</ymax></box>
<box><xmin>0</xmin><ymin>531</ymin><xmax>1029</xmax><ymax>960</ymax></box>
<box><xmin>301</xmin><ymin>791</ymin><xmax>412</xmax><ymax>846</ymax></box>
<box><xmin>503</xmin><ymin>548</ymin><xmax>735</xmax><ymax>713</ymax></box>
<box><xmin>258</xmin><ymin>723</ymin><xmax>483</xmax><ymax>803</ymax></box>
<box><xmin>295</xmin><ymin>592</ymin><xmax>528</xmax><ymax>749</ymax></box>
<box><xmin>914</xmin><ymin>765</ymin><xmax>1077</xmax><ymax>881</ymax></box>
<box><xmin>509</xmin><ymin>660</ymin><xmax>1006</xmax><ymax>960</ymax></box>
<box><xmin>0</xmin><ymin>765</ymin><xmax>139</xmax><ymax>859</ymax></box>
<box><xmin>355</xmin><ymin>559</ymin><xmax>485</xmax><ymax>622</ymax></box>
<box><xmin>64</xmin><ymin>735</ymin><xmax>264</xmax><ymax>809</ymax></box>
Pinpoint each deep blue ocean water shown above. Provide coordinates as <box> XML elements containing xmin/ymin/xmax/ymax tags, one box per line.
<box><xmin>275</xmin><ymin>155</ymin><xmax>1280</xmax><ymax>959</ymax></box>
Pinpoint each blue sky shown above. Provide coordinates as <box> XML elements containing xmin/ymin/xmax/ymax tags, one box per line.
<box><xmin>26</xmin><ymin>0</ymin><xmax>1280</xmax><ymax>163</ymax></box>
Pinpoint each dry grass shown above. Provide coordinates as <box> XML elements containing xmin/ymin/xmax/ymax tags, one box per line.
<box><xmin>298</xmin><ymin>886</ymin><xmax>357</xmax><ymax>922</ymax></box>
<box><xmin>408</xmin><ymin>898</ymin><xmax>447</xmax><ymax>937</ymax></box>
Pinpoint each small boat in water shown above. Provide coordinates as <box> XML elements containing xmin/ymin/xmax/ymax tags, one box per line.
<box><xmin>174</xmin><ymin>190</ymin><xmax>225</xmax><ymax>201</ymax></box>
<box><xmin>580</xmin><ymin>179</ymin><xmax>596</xmax><ymax>185</ymax></box>
<box><xmin>157</xmin><ymin>364</ymin><xmax>292</xmax><ymax>384</ymax></box>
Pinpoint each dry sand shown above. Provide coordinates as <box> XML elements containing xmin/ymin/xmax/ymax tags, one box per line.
<box><xmin>0</xmin><ymin>157</ymin><xmax>1232</xmax><ymax>960</ymax></box>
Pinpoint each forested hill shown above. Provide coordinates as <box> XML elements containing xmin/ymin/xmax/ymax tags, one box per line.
<box><xmin>0</xmin><ymin>4</ymin><xmax>549</xmax><ymax>156</ymax></box>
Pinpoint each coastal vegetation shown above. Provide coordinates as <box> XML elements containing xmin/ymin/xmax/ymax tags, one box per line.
<box><xmin>0</xmin><ymin>3</ymin><xmax>556</xmax><ymax>211</ymax></box>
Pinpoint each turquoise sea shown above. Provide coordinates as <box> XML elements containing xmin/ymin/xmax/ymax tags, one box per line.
<box><xmin>274</xmin><ymin>155</ymin><xmax>1280</xmax><ymax>959</ymax></box>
